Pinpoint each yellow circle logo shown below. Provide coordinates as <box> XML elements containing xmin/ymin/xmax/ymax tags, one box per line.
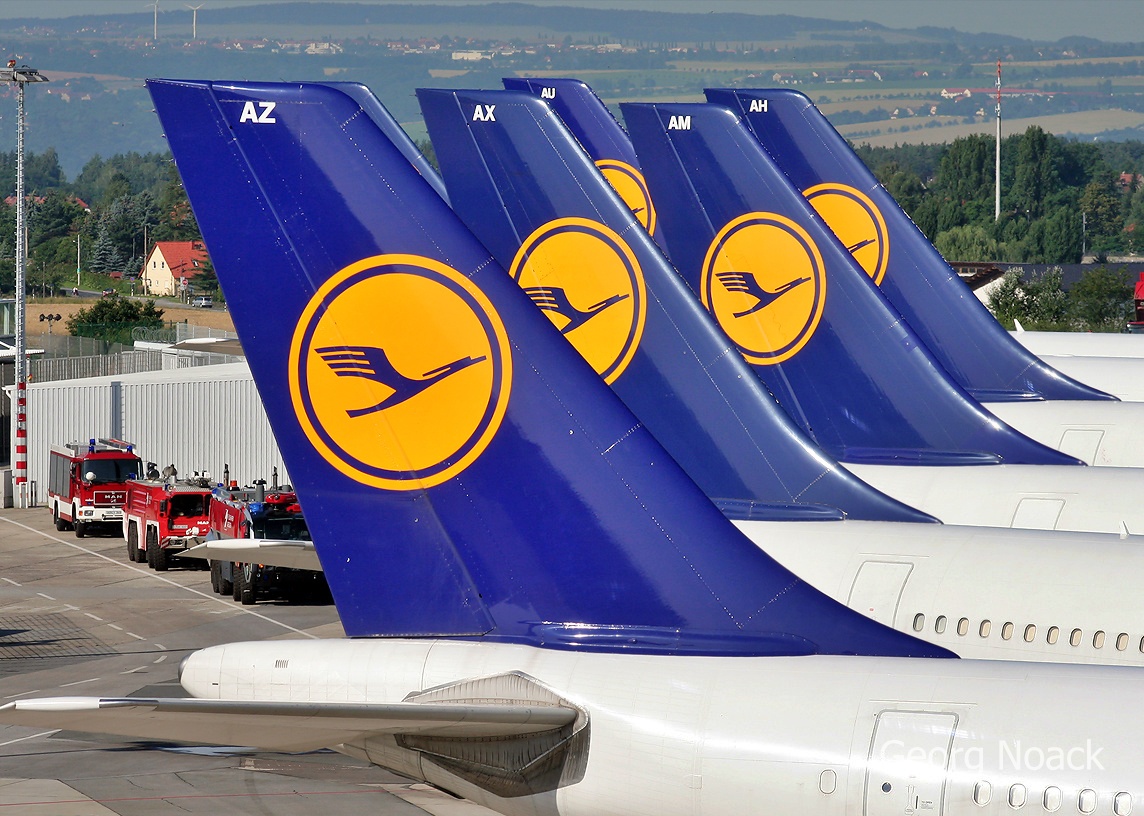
<box><xmin>289</xmin><ymin>255</ymin><xmax>512</xmax><ymax>490</ymax></box>
<box><xmin>803</xmin><ymin>182</ymin><xmax>889</xmax><ymax>286</ymax></box>
<box><xmin>595</xmin><ymin>159</ymin><xmax>657</xmax><ymax>235</ymax></box>
<box><xmin>509</xmin><ymin>217</ymin><xmax>646</xmax><ymax>384</ymax></box>
<box><xmin>701</xmin><ymin>213</ymin><xmax>826</xmax><ymax>365</ymax></box>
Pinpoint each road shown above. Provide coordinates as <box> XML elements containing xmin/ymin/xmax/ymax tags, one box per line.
<box><xmin>0</xmin><ymin>507</ymin><xmax>497</xmax><ymax>816</ymax></box>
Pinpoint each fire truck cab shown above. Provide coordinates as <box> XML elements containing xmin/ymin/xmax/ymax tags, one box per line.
<box><xmin>47</xmin><ymin>439</ymin><xmax>141</xmax><ymax>538</ymax></box>
<box><xmin>123</xmin><ymin>475</ymin><xmax>213</xmax><ymax>571</ymax></box>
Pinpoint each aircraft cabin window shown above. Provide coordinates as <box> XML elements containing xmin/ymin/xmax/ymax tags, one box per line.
<box><xmin>935</xmin><ymin>615</ymin><xmax>947</xmax><ymax>634</ymax></box>
<box><xmin>1070</xmin><ymin>628</ymin><xmax>1083</xmax><ymax>647</ymax></box>
<box><xmin>1079</xmin><ymin>788</ymin><xmax>1097</xmax><ymax>814</ymax></box>
<box><xmin>1043</xmin><ymin>786</ymin><xmax>1062</xmax><ymax>812</ymax></box>
<box><xmin>978</xmin><ymin>620</ymin><xmax>991</xmax><ymax>637</ymax></box>
<box><xmin>957</xmin><ymin>617</ymin><xmax>969</xmax><ymax>636</ymax></box>
<box><xmin>1047</xmin><ymin>626</ymin><xmax>1059</xmax><ymax>645</ymax></box>
<box><xmin>1023</xmin><ymin>624</ymin><xmax>1036</xmax><ymax>643</ymax></box>
<box><xmin>1001</xmin><ymin>622</ymin><xmax>1014</xmax><ymax>640</ymax></box>
<box><xmin>1117</xmin><ymin>633</ymin><xmax>1130</xmax><ymax>651</ymax></box>
<box><xmin>912</xmin><ymin>613</ymin><xmax>925</xmax><ymax>632</ymax></box>
<box><xmin>973</xmin><ymin>781</ymin><xmax>991</xmax><ymax>806</ymax></box>
<box><xmin>1114</xmin><ymin>791</ymin><xmax>1133</xmax><ymax>816</ymax></box>
<box><xmin>1139</xmin><ymin>635</ymin><xmax>1144</xmax><ymax>653</ymax></box>
<box><xmin>1094</xmin><ymin>630</ymin><xmax>1106</xmax><ymax>649</ymax></box>
<box><xmin>1008</xmin><ymin>783</ymin><xmax>1027</xmax><ymax>809</ymax></box>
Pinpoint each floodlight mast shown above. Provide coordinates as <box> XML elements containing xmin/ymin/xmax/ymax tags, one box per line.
<box><xmin>995</xmin><ymin>60</ymin><xmax>1002</xmax><ymax>221</ymax></box>
<box><xmin>1</xmin><ymin>61</ymin><xmax>48</xmax><ymax>509</ymax></box>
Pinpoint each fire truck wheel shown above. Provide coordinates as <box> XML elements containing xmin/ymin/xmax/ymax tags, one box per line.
<box><xmin>218</xmin><ymin>563</ymin><xmax>233</xmax><ymax>596</ymax></box>
<box><xmin>232</xmin><ymin>564</ymin><xmax>243</xmax><ymax>602</ymax></box>
<box><xmin>146</xmin><ymin>528</ymin><xmax>157</xmax><ymax>569</ymax></box>
<box><xmin>239</xmin><ymin>563</ymin><xmax>257</xmax><ymax>606</ymax></box>
<box><xmin>74</xmin><ymin>521</ymin><xmax>86</xmax><ymax>539</ymax></box>
<box><xmin>127</xmin><ymin>523</ymin><xmax>139</xmax><ymax>562</ymax></box>
<box><xmin>210</xmin><ymin>560</ymin><xmax>221</xmax><ymax>593</ymax></box>
<box><xmin>153</xmin><ymin>543</ymin><xmax>169</xmax><ymax>572</ymax></box>
<box><xmin>53</xmin><ymin>505</ymin><xmax>69</xmax><ymax>531</ymax></box>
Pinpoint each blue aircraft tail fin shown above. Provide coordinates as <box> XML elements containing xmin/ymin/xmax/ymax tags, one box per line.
<box><xmin>147</xmin><ymin>78</ymin><xmax>948</xmax><ymax>658</ymax></box>
<box><xmin>707</xmin><ymin>88</ymin><xmax>1113</xmax><ymax>402</ymax></box>
<box><xmin>319</xmin><ymin>81</ymin><xmax>449</xmax><ymax>204</ymax></box>
<box><xmin>418</xmin><ymin>87</ymin><xmax>934</xmax><ymax>524</ymax></box>
<box><xmin>503</xmin><ymin>77</ymin><xmax>663</xmax><ymax>244</ymax></box>
<box><xmin>619</xmin><ymin>101</ymin><xmax>1081</xmax><ymax>466</ymax></box>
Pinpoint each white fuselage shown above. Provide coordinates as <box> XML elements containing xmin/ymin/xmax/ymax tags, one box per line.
<box><xmin>845</xmin><ymin>461</ymin><xmax>1144</xmax><ymax>534</ymax></box>
<box><xmin>736</xmin><ymin>519</ymin><xmax>1144</xmax><ymax>665</ymax></box>
<box><xmin>1012</xmin><ymin>330</ymin><xmax>1144</xmax><ymax>359</ymax></box>
<box><xmin>181</xmin><ymin>638</ymin><xmax>1144</xmax><ymax>816</ymax></box>
<box><xmin>985</xmin><ymin>400</ymin><xmax>1144</xmax><ymax>467</ymax></box>
<box><xmin>1036</xmin><ymin>354</ymin><xmax>1144</xmax><ymax>402</ymax></box>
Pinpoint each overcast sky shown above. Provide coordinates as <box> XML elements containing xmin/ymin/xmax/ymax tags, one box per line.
<box><xmin>0</xmin><ymin>0</ymin><xmax>1141</xmax><ymax>43</ymax></box>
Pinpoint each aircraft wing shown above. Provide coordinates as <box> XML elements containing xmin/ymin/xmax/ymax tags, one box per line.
<box><xmin>0</xmin><ymin>697</ymin><xmax>577</xmax><ymax>753</ymax></box>
<box><xmin>183</xmin><ymin>538</ymin><xmax>323</xmax><ymax>571</ymax></box>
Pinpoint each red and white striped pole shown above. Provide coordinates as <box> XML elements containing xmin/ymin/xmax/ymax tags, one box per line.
<box><xmin>13</xmin><ymin>381</ymin><xmax>25</xmax><ymax>506</ymax></box>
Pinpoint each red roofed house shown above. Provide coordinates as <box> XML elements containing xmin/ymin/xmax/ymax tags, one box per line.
<box><xmin>140</xmin><ymin>241</ymin><xmax>209</xmax><ymax>297</ymax></box>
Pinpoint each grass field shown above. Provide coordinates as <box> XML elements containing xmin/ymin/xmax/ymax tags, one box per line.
<box><xmin>840</xmin><ymin>109</ymin><xmax>1144</xmax><ymax>147</ymax></box>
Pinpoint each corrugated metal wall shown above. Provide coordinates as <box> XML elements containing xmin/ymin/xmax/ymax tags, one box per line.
<box><xmin>24</xmin><ymin>362</ymin><xmax>288</xmax><ymax>497</ymax></box>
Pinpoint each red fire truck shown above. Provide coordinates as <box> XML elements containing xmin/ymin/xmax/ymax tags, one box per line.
<box><xmin>47</xmin><ymin>439</ymin><xmax>141</xmax><ymax>538</ymax></box>
<box><xmin>207</xmin><ymin>475</ymin><xmax>324</xmax><ymax>605</ymax></box>
<box><xmin>122</xmin><ymin>474</ymin><xmax>213</xmax><ymax>571</ymax></box>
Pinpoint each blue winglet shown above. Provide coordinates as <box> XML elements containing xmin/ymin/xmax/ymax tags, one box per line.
<box><xmin>147</xmin><ymin>78</ymin><xmax>951</xmax><ymax>659</ymax></box>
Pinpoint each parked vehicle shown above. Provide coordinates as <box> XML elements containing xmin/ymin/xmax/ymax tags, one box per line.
<box><xmin>191</xmin><ymin>295</ymin><xmax>213</xmax><ymax>308</ymax></box>
<box><xmin>122</xmin><ymin>473</ymin><xmax>213</xmax><ymax>571</ymax></box>
<box><xmin>47</xmin><ymin>439</ymin><xmax>140</xmax><ymax>538</ymax></box>
<box><xmin>206</xmin><ymin>471</ymin><xmax>326</xmax><ymax>604</ymax></box>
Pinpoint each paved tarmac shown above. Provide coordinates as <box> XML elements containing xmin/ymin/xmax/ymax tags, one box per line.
<box><xmin>0</xmin><ymin>507</ymin><xmax>497</xmax><ymax>816</ymax></box>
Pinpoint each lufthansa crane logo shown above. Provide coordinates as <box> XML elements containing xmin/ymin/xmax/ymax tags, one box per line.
<box><xmin>509</xmin><ymin>217</ymin><xmax>646</xmax><ymax>383</ymax></box>
<box><xmin>701</xmin><ymin>212</ymin><xmax>826</xmax><ymax>365</ymax></box>
<box><xmin>803</xmin><ymin>182</ymin><xmax>889</xmax><ymax>286</ymax></box>
<box><xmin>289</xmin><ymin>255</ymin><xmax>512</xmax><ymax>490</ymax></box>
<box><xmin>594</xmin><ymin>159</ymin><xmax>657</xmax><ymax>235</ymax></box>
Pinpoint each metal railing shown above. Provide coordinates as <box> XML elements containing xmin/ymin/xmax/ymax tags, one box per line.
<box><xmin>29</xmin><ymin>348</ymin><xmax>242</xmax><ymax>384</ymax></box>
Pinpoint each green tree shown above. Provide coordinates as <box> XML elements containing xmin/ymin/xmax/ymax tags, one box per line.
<box><xmin>1040</xmin><ymin>208</ymin><xmax>1083</xmax><ymax>264</ymax></box>
<box><xmin>1069</xmin><ymin>265</ymin><xmax>1133</xmax><ymax>332</ymax></box>
<box><xmin>875</xmin><ymin>161</ymin><xmax>926</xmax><ymax>214</ymax></box>
<box><xmin>101</xmin><ymin>171</ymin><xmax>133</xmax><ymax>206</ymax></box>
<box><xmin>986</xmin><ymin>268</ymin><xmax>1069</xmax><ymax>330</ymax></box>
<box><xmin>986</xmin><ymin>270</ymin><xmax>1024</xmax><ymax>329</ymax></box>
<box><xmin>87</xmin><ymin>223</ymin><xmax>125</xmax><ymax>275</ymax></box>
<box><xmin>67</xmin><ymin>297</ymin><xmax>164</xmax><ymax>345</ymax></box>
<box><xmin>1023</xmin><ymin>267</ymin><xmax>1069</xmax><ymax>325</ymax></box>
<box><xmin>152</xmin><ymin>164</ymin><xmax>201</xmax><ymax>243</ymax></box>
<box><xmin>1009</xmin><ymin>126</ymin><xmax>1060</xmax><ymax>219</ymax></box>
<box><xmin>935</xmin><ymin>135</ymin><xmax>993</xmax><ymax>207</ymax></box>
<box><xmin>28</xmin><ymin>191</ymin><xmax>84</xmax><ymax>244</ymax></box>
<box><xmin>1079</xmin><ymin>177</ymin><xmax>1124</xmax><ymax>253</ymax></box>
<box><xmin>934</xmin><ymin>224</ymin><xmax>998</xmax><ymax>262</ymax></box>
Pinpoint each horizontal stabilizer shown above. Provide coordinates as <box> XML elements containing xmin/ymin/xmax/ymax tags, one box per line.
<box><xmin>0</xmin><ymin>696</ymin><xmax>576</xmax><ymax>753</ymax></box>
<box><xmin>183</xmin><ymin>538</ymin><xmax>323</xmax><ymax>571</ymax></box>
